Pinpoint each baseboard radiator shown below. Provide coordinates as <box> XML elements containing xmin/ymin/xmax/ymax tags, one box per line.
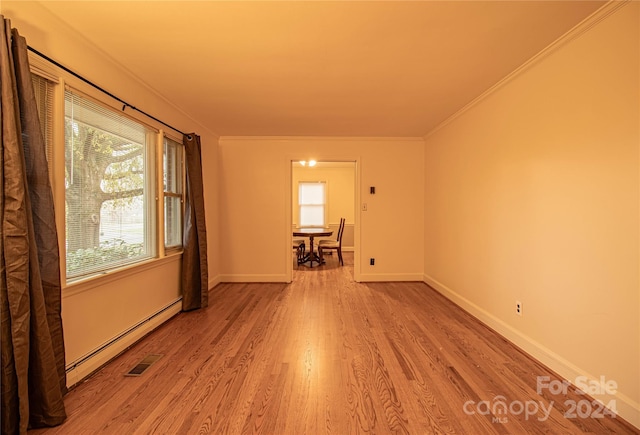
<box><xmin>65</xmin><ymin>298</ymin><xmax>182</xmax><ymax>389</ymax></box>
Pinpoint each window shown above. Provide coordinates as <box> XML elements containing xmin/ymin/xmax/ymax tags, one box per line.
<box><xmin>298</xmin><ymin>181</ymin><xmax>326</xmax><ymax>227</ymax></box>
<box><xmin>64</xmin><ymin>89</ymin><xmax>156</xmax><ymax>280</ymax></box>
<box><xmin>163</xmin><ymin>136</ymin><xmax>183</xmax><ymax>249</ymax></box>
<box><xmin>31</xmin><ymin>70</ymin><xmax>185</xmax><ymax>284</ymax></box>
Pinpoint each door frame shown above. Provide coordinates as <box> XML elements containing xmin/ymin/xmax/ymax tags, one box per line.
<box><xmin>285</xmin><ymin>156</ymin><xmax>361</xmax><ymax>282</ymax></box>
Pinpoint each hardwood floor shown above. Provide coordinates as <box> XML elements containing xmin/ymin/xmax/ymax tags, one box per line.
<box><xmin>31</xmin><ymin>253</ymin><xmax>637</xmax><ymax>434</ymax></box>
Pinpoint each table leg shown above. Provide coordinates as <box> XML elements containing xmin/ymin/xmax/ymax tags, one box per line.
<box><xmin>308</xmin><ymin>236</ymin><xmax>315</xmax><ymax>267</ymax></box>
<box><xmin>296</xmin><ymin>234</ymin><xmax>326</xmax><ymax>267</ymax></box>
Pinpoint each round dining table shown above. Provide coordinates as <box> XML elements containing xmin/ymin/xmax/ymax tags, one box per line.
<box><xmin>293</xmin><ymin>228</ymin><xmax>333</xmax><ymax>267</ymax></box>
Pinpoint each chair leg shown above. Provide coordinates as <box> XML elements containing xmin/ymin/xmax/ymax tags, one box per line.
<box><xmin>296</xmin><ymin>242</ymin><xmax>306</xmax><ymax>265</ymax></box>
<box><xmin>337</xmin><ymin>248</ymin><xmax>343</xmax><ymax>266</ymax></box>
<box><xmin>318</xmin><ymin>247</ymin><xmax>324</xmax><ymax>263</ymax></box>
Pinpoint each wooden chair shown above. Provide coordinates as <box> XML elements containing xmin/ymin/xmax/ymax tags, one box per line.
<box><xmin>293</xmin><ymin>239</ymin><xmax>306</xmax><ymax>266</ymax></box>
<box><xmin>318</xmin><ymin>218</ymin><xmax>345</xmax><ymax>266</ymax></box>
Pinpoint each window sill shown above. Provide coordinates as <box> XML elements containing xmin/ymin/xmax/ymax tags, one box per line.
<box><xmin>63</xmin><ymin>252</ymin><xmax>183</xmax><ymax>298</ymax></box>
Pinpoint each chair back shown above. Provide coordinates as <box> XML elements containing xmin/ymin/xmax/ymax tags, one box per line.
<box><xmin>336</xmin><ymin>218</ymin><xmax>346</xmax><ymax>246</ymax></box>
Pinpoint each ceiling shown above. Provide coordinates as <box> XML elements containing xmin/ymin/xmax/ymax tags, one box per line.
<box><xmin>35</xmin><ymin>1</ymin><xmax>605</xmax><ymax>137</ymax></box>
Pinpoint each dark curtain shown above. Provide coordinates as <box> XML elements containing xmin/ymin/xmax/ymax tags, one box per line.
<box><xmin>0</xmin><ymin>17</ymin><xmax>67</xmax><ymax>434</ymax></box>
<box><xmin>181</xmin><ymin>133</ymin><xmax>208</xmax><ymax>311</ymax></box>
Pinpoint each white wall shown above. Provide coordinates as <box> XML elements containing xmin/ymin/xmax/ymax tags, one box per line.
<box><xmin>219</xmin><ymin>137</ymin><xmax>424</xmax><ymax>282</ymax></box>
<box><xmin>423</xmin><ymin>3</ymin><xmax>639</xmax><ymax>427</ymax></box>
<box><xmin>4</xmin><ymin>1</ymin><xmax>221</xmax><ymax>385</ymax></box>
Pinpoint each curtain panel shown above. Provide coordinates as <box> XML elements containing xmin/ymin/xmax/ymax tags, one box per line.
<box><xmin>1</xmin><ymin>17</ymin><xmax>67</xmax><ymax>433</ymax></box>
<box><xmin>181</xmin><ymin>133</ymin><xmax>208</xmax><ymax>311</ymax></box>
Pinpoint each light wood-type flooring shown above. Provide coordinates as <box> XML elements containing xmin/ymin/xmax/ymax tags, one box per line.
<box><xmin>31</xmin><ymin>253</ymin><xmax>638</xmax><ymax>434</ymax></box>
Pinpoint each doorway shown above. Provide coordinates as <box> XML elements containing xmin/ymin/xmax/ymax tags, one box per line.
<box><xmin>288</xmin><ymin>160</ymin><xmax>359</xmax><ymax>281</ymax></box>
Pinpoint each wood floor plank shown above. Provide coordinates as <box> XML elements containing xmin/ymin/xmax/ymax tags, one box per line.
<box><xmin>29</xmin><ymin>253</ymin><xmax>638</xmax><ymax>434</ymax></box>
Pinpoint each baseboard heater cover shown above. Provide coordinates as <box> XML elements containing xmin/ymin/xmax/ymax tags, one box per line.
<box><xmin>65</xmin><ymin>298</ymin><xmax>181</xmax><ymax>388</ymax></box>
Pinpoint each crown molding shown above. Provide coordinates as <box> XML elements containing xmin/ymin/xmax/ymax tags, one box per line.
<box><xmin>424</xmin><ymin>0</ymin><xmax>631</xmax><ymax>140</ymax></box>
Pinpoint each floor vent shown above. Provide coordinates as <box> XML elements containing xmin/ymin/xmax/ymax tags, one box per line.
<box><xmin>125</xmin><ymin>354</ymin><xmax>163</xmax><ymax>377</ymax></box>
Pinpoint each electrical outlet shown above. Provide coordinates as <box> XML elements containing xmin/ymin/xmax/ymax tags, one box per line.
<box><xmin>370</xmin><ymin>258</ymin><xmax>375</xmax><ymax>266</ymax></box>
<box><xmin>516</xmin><ymin>301</ymin><xmax>522</xmax><ymax>316</ymax></box>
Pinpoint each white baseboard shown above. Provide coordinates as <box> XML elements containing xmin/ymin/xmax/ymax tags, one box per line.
<box><xmin>423</xmin><ymin>274</ymin><xmax>640</xmax><ymax>430</ymax></box>
<box><xmin>209</xmin><ymin>274</ymin><xmax>221</xmax><ymax>290</ymax></box>
<box><xmin>219</xmin><ymin>274</ymin><xmax>288</xmax><ymax>283</ymax></box>
<box><xmin>358</xmin><ymin>273</ymin><xmax>423</xmax><ymax>282</ymax></box>
<box><xmin>65</xmin><ymin>298</ymin><xmax>182</xmax><ymax>389</ymax></box>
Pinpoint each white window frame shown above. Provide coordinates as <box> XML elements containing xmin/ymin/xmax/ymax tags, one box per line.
<box><xmin>64</xmin><ymin>87</ymin><xmax>158</xmax><ymax>281</ymax></box>
<box><xmin>162</xmin><ymin>135</ymin><xmax>185</xmax><ymax>252</ymax></box>
<box><xmin>298</xmin><ymin>181</ymin><xmax>328</xmax><ymax>228</ymax></box>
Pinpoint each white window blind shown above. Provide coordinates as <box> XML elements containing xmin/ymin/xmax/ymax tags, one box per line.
<box><xmin>299</xmin><ymin>181</ymin><xmax>326</xmax><ymax>227</ymax></box>
<box><xmin>65</xmin><ymin>89</ymin><xmax>156</xmax><ymax>280</ymax></box>
<box><xmin>163</xmin><ymin>136</ymin><xmax>183</xmax><ymax>249</ymax></box>
<box><xmin>31</xmin><ymin>73</ymin><xmax>55</xmax><ymax>176</ymax></box>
